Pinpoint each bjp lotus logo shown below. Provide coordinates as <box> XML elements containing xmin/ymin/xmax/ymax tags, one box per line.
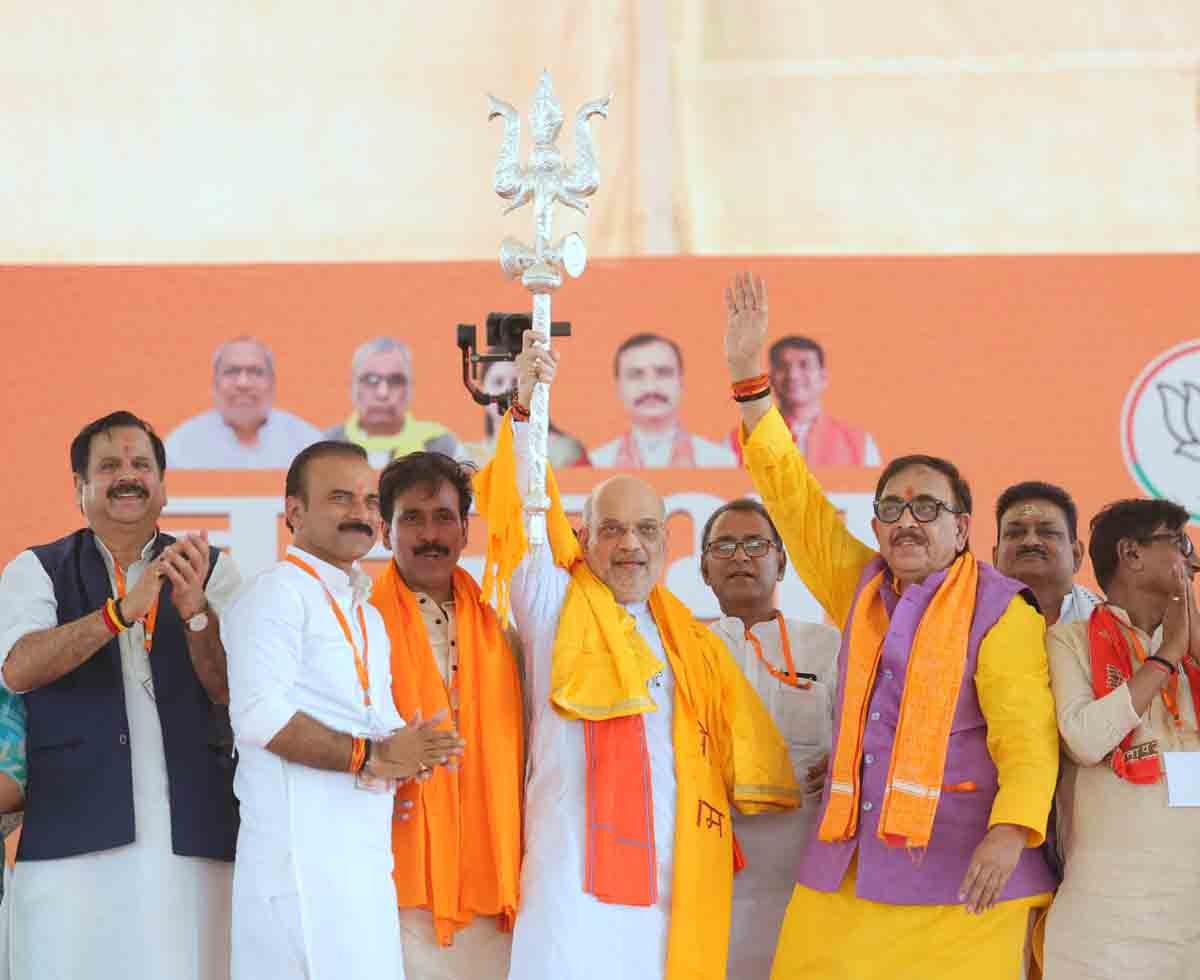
<box><xmin>1159</xmin><ymin>382</ymin><xmax>1200</xmax><ymax>462</ymax></box>
<box><xmin>1122</xmin><ymin>341</ymin><xmax>1200</xmax><ymax>522</ymax></box>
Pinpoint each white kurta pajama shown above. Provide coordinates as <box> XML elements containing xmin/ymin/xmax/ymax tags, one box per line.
<box><xmin>708</xmin><ymin>615</ymin><xmax>839</xmax><ymax>980</ymax></box>
<box><xmin>1043</xmin><ymin>606</ymin><xmax>1200</xmax><ymax>979</ymax></box>
<box><xmin>506</xmin><ymin>423</ymin><xmax>678</xmax><ymax>980</ymax></box>
<box><xmin>0</xmin><ymin>538</ymin><xmax>241</xmax><ymax>980</ymax></box>
<box><xmin>508</xmin><ymin>545</ymin><xmax>678</xmax><ymax>980</ymax></box>
<box><xmin>223</xmin><ymin>546</ymin><xmax>406</xmax><ymax>980</ymax></box>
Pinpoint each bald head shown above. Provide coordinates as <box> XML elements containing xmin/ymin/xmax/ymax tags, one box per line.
<box><xmin>580</xmin><ymin>475</ymin><xmax>668</xmax><ymax>604</ymax></box>
<box><xmin>583</xmin><ymin>475</ymin><xmax>665</xmax><ymax>527</ymax></box>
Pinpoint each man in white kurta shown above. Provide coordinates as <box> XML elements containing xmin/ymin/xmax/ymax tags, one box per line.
<box><xmin>0</xmin><ymin>412</ymin><xmax>240</xmax><ymax>980</ymax></box>
<box><xmin>165</xmin><ymin>337</ymin><xmax>322</xmax><ymax>469</ymax></box>
<box><xmin>701</xmin><ymin>498</ymin><xmax>839</xmax><ymax>980</ymax></box>
<box><xmin>224</xmin><ymin>545</ymin><xmax>405</xmax><ymax>980</ymax></box>
<box><xmin>1043</xmin><ymin>499</ymin><xmax>1200</xmax><ymax>979</ymax></box>
<box><xmin>507</xmin><ymin>435</ymin><xmax>679</xmax><ymax>978</ymax></box>
<box><xmin>589</xmin><ymin>333</ymin><xmax>736</xmax><ymax>469</ymax></box>
<box><xmin>0</xmin><ymin>537</ymin><xmax>240</xmax><ymax>979</ymax></box>
<box><xmin>223</xmin><ymin>440</ymin><xmax>463</xmax><ymax>980</ymax></box>
<box><xmin>488</xmin><ymin>335</ymin><xmax>799</xmax><ymax>980</ymax></box>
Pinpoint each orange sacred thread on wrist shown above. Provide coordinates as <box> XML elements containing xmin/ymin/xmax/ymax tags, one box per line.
<box><xmin>731</xmin><ymin>373</ymin><xmax>769</xmax><ymax>396</ymax></box>
<box><xmin>510</xmin><ymin>401</ymin><xmax>530</xmax><ymax>422</ymax></box>
<box><xmin>348</xmin><ymin>736</ymin><xmax>366</xmax><ymax>774</ymax></box>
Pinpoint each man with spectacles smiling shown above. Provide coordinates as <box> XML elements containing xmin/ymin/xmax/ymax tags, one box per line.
<box><xmin>723</xmin><ymin>272</ymin><xmax>1059</xmax><ymax>980</ymax></box>
<box><xmin>1042</xmin><ymin>499</ymin><xmax>1200</xmax><ymax>979</ymax></box>
<box><xmin>700</xmin><ymin>497</ymin><xmax>840</xmax><ymax>980</ymax></box>
<box><xmin>165</xmin><ymin>336</ymin><xmax>323</xmax><ymax>469</ymax></box>
<box><xmin>474</xmin><ymin>330</ymin><xmax>798</xmax><ymax>980</ymax></box>
<box><xmin>326</xmin><ymin>337</ymin><xmax>462</xmax><ymax>468</ymax></box>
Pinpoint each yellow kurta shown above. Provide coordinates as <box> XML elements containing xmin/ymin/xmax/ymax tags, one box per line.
<box><xmin>741</xmin><ymin>406</ymin><xmax>1058</xmax><ymax>980</ymax></box>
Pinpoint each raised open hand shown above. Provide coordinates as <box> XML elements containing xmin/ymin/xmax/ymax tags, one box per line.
<box><xmin>724</xmin><ymin>272</ymin><xmax>769</xmax><ymax>381</ymax></box>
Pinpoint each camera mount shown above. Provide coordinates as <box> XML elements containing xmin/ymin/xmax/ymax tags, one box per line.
<box><xmin>457</xmin><ymin>313</ymin><xmax>571</xmax><ymax>413</ymax></box>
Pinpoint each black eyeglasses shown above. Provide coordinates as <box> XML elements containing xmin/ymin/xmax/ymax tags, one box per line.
<box><xmin>703</xmin><ymin>536</ymin><xmax>776</xmax><ymax>559</ymax></box>
<box><xmin>873</xmin><ymin>496</ymin><xmax>963</xmax><ymax>524</ymax></box>
<box><xmin>1145</xmin><ymin>531</ymin><xmax>1196</xmax><ymax>559</ymax></box>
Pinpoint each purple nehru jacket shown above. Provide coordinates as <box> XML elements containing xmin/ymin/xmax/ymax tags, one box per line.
<box><xmin>797</xmin><ymin>557</ymin><xmax>1056</xmax><ymax>905</ymax></box>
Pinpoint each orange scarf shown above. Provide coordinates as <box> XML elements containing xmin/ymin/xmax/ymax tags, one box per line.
<box><xmin>370</xmin><ymin>562</ymin><xmax>524</xmax><ymax>945</ymax></box>
<box><xmin>548</xmin><ymin>556</ymin><xmax>666</xmax><ymax>909</ymax></box>
<box><xmin>1088</xmin><ymin>604</ymin><xmax>1200</xmax><ymax>784</ymax></box>
<box><xmin>476</xmin><ymin>411</ymin><xmax>799</xmax><ymax>979</ymax></box>
<box><xmin>819</xmin><ymin>553</ymin><xmax>979</xmax><ymax>849</ymax></box>
<box><xmin>584</xmin><ymin>713</ymin><xmax>658</xmax><ymax>905</ymax></box>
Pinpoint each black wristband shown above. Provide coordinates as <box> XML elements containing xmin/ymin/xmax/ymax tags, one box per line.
<box><xmin>1146</xmin><ymin>654</ymin><xmax>1177</xmax><ymax>674</ymax></box>
<box><xmin>360</xmin><ymin>738</ymin><xmax>373</xmax><ymax>773</ymax></box>
<box><xmin>732</xmin><ymin>387</ymin><xmax>772</xmax><ymax>404</ymax></box>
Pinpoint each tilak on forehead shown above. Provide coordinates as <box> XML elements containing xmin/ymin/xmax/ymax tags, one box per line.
<box><xmin>1014</xmin><ymin>503</ymin><xmax>1051</xmax><ymax>521</ymax></box>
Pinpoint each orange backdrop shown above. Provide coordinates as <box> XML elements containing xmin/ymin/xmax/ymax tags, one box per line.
<box><xmin>3</xmin><ymin>255</ymin><xmax>1196</xmax><ymax>602</ymax></box>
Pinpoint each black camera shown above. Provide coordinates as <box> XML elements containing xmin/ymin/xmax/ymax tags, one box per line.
<box><xmin>484</xmin><ymin>312</ymin><xmax>571</xmax><ymax>356</ymax></box>
<box><xmin>457</xmin><ymin>312</ymin><xmax>573</xmax><ymax>409</ymax></box>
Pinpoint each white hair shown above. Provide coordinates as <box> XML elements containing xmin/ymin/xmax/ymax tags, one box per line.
<box><xmin>351</xmin><ymin>336</ymin><xmax>413</xmax><ymax>380</ymax></box>
<box><xmin>212</xmin><ymin>336</ymin><xmax>276</xmax><ymax>380</ymax></box>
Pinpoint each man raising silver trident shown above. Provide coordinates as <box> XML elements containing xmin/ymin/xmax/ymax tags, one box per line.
<box><xmin>476</xmin><ymin>74</ymin><xmax>799</xmax><ymax>980</ymax></box>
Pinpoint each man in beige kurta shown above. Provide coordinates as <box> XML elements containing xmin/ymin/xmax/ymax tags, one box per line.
<box><xmin>1044</xmin><ymin>498</ymin><xmax>1200</xmax><ymax>979</ymax></box>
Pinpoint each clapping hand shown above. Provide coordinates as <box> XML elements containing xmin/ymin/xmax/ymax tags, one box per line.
<box><xmin>160</xmin><ymin>532</ymin><xmax>212</xmax><ymax>621</ymax></box>
<box><xmin>368</xmin><ymin>710</ymin><xmax>465</xmax><ymax>782</ymax></box>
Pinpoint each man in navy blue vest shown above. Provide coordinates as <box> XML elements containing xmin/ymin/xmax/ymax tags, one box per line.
<box><xmin>0</xmin><ymin>410</ymin><xmax>242</xmax><ymax>980</ymax></box>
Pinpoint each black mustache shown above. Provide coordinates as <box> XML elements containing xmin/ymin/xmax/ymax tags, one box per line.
<box><xmin>1017</xmin><ymin>547</ymin><xmax>1048</xmax><ymax>559</ymax></box>
<box><xmin>891</xmin><ymin>530</ymin><xmax>926</xmax><ymax>546</ymax></box>
<box><xmin>414</xmin><ymin>544</ymin><xmax>450</xmax><ymax>558</ymax></box>
<box><xmin>338</xmin><ymin>521</ymin><xmax>374</xmax><ymax>535</ymax></box>
<box><xmin>108</xmin><ymin>482</ymin><xmax>148</xmax><ymax>499</ymax></box>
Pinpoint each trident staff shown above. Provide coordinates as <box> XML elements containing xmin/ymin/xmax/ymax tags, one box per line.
<box><xmin>488</xmin><ymin>71</ymin><xmax>609</xmax><ymax>545</ymax></box>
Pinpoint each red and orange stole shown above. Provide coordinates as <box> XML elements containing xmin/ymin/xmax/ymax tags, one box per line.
<box><xmin>1088</xmin><ymin>604</ymin><xmax>1200</xmax><ymax>784</ymax></box>
<box><xmin>819</xmin><ymin>553</ymin><xmax>979</xmax><ymax>849</ymax></box>
<box><xmin>475</xmin><ymin>416</ymin><xmax>662</xmax><ymax>906</ymax></box>
<box><xmin>477</xmin><ymin>412</ymin><xmax>798</xmax><ymax>979</ymax></box>
<box><xmin>370</xmin><ymin>563</ymin><xmax>524</xmax><ymax>945</ymax></box>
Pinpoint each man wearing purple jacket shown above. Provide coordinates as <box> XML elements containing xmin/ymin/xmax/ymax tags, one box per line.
<box><xmin>722</xmin><ymin>273</ymin><xmax>1059</xmax><ymax>980</ymax></box>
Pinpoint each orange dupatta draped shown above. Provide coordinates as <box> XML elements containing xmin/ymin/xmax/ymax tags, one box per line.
<box><xmin>476</xmin><ymin>412</ymin><xmax>798</xmax><ymax>979</ymax></box>
<box><xmin>819</xmin><ymin>553</ymin><xmax>979</xmax><ymax>849</ymax></box>
<box><xmin>370</xmin><ymin>562</ymin><xmax>524</xmax><ymax>945</ymax></box>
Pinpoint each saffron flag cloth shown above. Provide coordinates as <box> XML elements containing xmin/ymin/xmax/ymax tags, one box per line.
<box><xmin>475</xmin><ymin>411</ymin><xmax>800</xmax><ymax>980</ymax></box>
<box><xmin>820</xmin><ymin>553</ymin><xmax>980</xmax><ymax>849</ymax></box>
<box><xmin>371</xmin><ymin>563</ymin><xmax>524</xmax><ymax>945</ymax></box>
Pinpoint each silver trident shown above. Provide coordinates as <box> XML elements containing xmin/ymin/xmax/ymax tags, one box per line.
<box><xmin>489</xmin><ymin>71</ymin><xmax>610</xmax><ymax>546</ymax></box>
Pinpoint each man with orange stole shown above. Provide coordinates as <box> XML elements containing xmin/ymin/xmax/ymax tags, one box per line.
<box><xmin>476</xmin><ymin>332</ymin><xmax>799</xmax><ymax>980</ymax></box>
<box><xmin>723</xmin><ymin>272</ymin><xmax>1060</xmax><ymax>980</ymax></box>
<box><xmin>371</xmin><ymin>451</ymin><xmax>524</xmax><ymax>980</ymax></box>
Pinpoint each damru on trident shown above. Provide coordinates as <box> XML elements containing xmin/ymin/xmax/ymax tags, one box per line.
<box><xmin>488</xmin><ymin>70</ymin><xmax>610</xmax><ymax>546</ymax></box>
